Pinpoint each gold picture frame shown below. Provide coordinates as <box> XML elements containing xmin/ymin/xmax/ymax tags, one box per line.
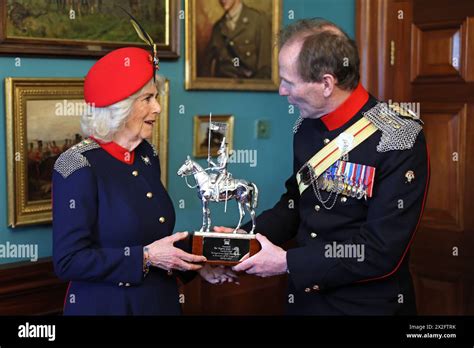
<box><xmin>193</xmin><ymin>115</ymin><xmax>234</xmax><ymax>158</ymax></box>
<box><xmin>153</xmin><ymin>76</ymin><xmax>170</xmax><ymax>186</ymax></box>
<box><xmin>185</xmin><ymin>0</ymin><xmax>281</xmax><ymax>91</ymax></box>
<box><xmin>0</xmin><ymin>0</ymin><xmax>180</xmax><ymax>58</ymax></box>
<box><xmin>5</xmin><ymin>77</ymin><xmax>169</xmax><ymax>227</ymax></box>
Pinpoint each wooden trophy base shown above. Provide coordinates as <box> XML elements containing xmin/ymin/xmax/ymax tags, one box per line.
<box><xmin>192</xmin><ymin>231</ymin><xmax>261</xmax><ymax>266</ymax></box>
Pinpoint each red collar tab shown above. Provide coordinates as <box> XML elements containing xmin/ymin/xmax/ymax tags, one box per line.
<box><xmin>90</xmin><ymin>137</ymin><xmax>135</xmax><ymax>165</ymax></box>
<box><xmin>320</xmin><ymin>84</ymin><xmax>369</xmax><ymax>131</ymax></box>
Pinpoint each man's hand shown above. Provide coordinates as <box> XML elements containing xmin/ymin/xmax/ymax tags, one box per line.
<box><xmin>199</xmin><ymin>264</ymin><xmax>239</xmax><ymax>284</ymax></box>
<box><xmin>232</xmin><ymin>234</ymin><xmax>287</xmax><ymax>277</ymax></box>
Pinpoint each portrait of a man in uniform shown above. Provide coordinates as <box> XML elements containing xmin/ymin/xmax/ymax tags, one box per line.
<box><xmin>186</xmin><ymin>0</ymin><xmax>281</xmax><ymax>90</ymax></box>
<box><xmin>201</xmin><ymin>0</ymin><xmax>271</xmax><ymax>79</ymax></box>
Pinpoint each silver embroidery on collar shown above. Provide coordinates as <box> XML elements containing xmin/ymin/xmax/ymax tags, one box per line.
<box><xmin>293</xmin><ymin>115</ymin><xmax>304</xmax><ymax>134</ymax></box>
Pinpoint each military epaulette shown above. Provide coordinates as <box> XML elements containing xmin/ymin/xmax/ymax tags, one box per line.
<box><xmin>144</xmin><ymin>139</ymin><xmax>158</xmax><ymax>157</ymax></box>
<box><xmin>54</xmin><ymin>138</ymin><xmax>101</xmax><ymax>179</ymax></box>
<box><xmin>363</xmin><ymin>103</ymin><xmax>423</xmax><ymax>153</ymax></box>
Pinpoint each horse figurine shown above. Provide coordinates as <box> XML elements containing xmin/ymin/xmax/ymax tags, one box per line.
<box><xmin>177</xmin><ymin>156</ymin><xmax>258</xmax><ymax>233</ymax></box>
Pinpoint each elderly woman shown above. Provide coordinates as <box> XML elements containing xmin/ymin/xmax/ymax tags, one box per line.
<box><xmin>53</xmin><ymin>47</ymin><xmax>234</xmax><ymax>315</ymax></box>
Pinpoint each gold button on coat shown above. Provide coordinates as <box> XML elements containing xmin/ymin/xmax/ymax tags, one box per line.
<box><xmin>132</xmin><ymin>170</ymin><xmax>138</xmax><ymax>176</ymax></box>
<box><xmin>159</xmin><ymin>217</ymin><xmax>166</xmax><ymax>223</ymax></box>
<box><xmin>304</xmin><ymin>287</ymin><xmax>311</xmax><ymax>293</ymax></box>
<box><xmin>311</xmin><ymin>233</ymin><xmax>317</xmax><ymax>238</ymax></box>
<box><xmin>315</xmin><ymin>205</ymin><xmax>320</xmax><ymax>212</ymax></box>
<box><xmin>313</xmin><ymin>285</ymin><xmax>320</xmax><ymax>291</ymax></box>
<box><xmin>146</xmin><ymin>192</ymin><xmax>153</xmax><ymax>199</ymax></box>
<box><xmin>341</xmin><ymin>197</ymin><xmax>347</xmax><ymax>203</ymax></box>
<box><xmin>323</xmin><ymin>138</ymin><xmax>330</xmax><ymax>144</ymax></box>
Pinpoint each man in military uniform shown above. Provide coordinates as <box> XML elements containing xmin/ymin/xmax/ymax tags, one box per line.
<box><xmin>201</xmin><ymin>0</ymin><xmax>271</xmax><ymax>79</ymax></box>
<box><xmin>216</xmin><ymin>18</ymin><xmax>429</xmax><ymax>315</ymax></box>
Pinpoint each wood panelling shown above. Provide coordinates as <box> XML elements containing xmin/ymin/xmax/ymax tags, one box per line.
<box><xmin>464</xmin><ymin>18</ymin><xmax>474</xmax><ymax>81</ymax></box>
<box><xmin>356</xmin><ymin>0</ymin><xmax>390</xmax><ymax>99</ymax></box>
<box><xmin>413</xmin><ymin>275</ymin><xmax>463</xmax><ymax>315</ymax></box>
<box><xmin>411</xmin><ymin>23</ymin><xmax>463</xmax><ymax>82</ymax></box>
<box><xmin>357</xmin><ymin>0</ymin><xmax>474</xmax><ymax>314</ymax></box>
<box><xmin>421</xmin><ymin>103</ymin><xmax>466</xmax><ymax>231</ymax></box>
<box><xmin>413</xmin><ymin>0</ymin><xmax>474</xmax><ymax>24</ymax></box>
<box><xmin>412</xmin><ymin>83</ymin><xmax>474</xmax><ymax>102</ymax></box>
<box><xmin>0</xmin><ymin>259</ymin><xmax>67</xmax><ymax>315</ymax></box>
<box><xmin>182</xmin><ymin>273</ymin><xmax>287</xmax><ymax>315</ymax></box>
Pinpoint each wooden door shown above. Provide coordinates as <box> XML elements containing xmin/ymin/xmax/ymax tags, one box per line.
<box><xmin>357</xmin><ymin>0</ymin><xmax>474</xmax><ymax>314</ymax></box>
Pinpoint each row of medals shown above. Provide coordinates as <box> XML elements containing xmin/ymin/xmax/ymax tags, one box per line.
<box><xmin>317</xmin><ymin>167</ymin><xmax>368</xmax><ymax>200</ymax></box>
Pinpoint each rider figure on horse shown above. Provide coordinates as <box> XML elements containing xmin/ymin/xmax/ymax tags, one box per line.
<box><xmin>177</xmin><ymin>140</ymin><xmax>258</xmax><ymax>233</ymax></box>
<box><xmin>209</xmin><ymin>137</ymin><xmax>229</xmax><ymax>201</ymax></box>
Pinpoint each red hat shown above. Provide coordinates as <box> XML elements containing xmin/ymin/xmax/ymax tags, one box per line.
<box><xmin>84</xmin><ymin>47</ymin><xmax>155</xmax><ymax>107</ymax></box>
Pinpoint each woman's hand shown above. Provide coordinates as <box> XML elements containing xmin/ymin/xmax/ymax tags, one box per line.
<box><xmin>145</xmin><ymin>232</ymin><xmax>206</xmax><ymax>272</ymax></box>
<box><xmin>199</xmin><ymin>264</ymin><xmax>239</xmax><ymax>284</ymax></box>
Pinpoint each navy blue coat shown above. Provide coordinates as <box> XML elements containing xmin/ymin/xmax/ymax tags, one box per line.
<box><xmin>53</xmin><ymin>139</ymin><xmax>188</xmax><ymax>315</ymax></box>
<box><xmin>244</xmin><ymin>89</ymin><xmax>429</xmax><ymax>315</ymax></box>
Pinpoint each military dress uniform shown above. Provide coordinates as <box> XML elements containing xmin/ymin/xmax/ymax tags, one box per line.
<box><xmin>53</xmin><ymin>46</ymin><xmax>193</xmax><ymax>315</ymax></box>
<box><xmin>243</xmin><ymin>84</ymin><xmax>429</xmax><ymax>315</ymax></box>
<box><xmin>203</xmin><ymin>4</ymin><xmax>272</xmax><ymax>78</ymax></box>
<box><xmin>53</xmin><ymin>138</ymin><xmax>191</xmax><ymax>315</ymax></box>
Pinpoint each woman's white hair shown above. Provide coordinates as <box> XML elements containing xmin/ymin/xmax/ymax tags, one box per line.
<box><xmin>81</xmin><ymin>75</ymin><xmax>164</xmax><ymax>142</ymax></box>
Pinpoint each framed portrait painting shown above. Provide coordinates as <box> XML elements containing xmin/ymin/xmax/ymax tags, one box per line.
<box><xmin>193</xmin><ymin>115</ymin><xmax>234</xmax><ymax>158</ymax></box>
<box><xmin>5</xmin><ymin>77</ymin><xmax>169</xmax><ymax>227</ymax></box>
<box><xmin>185</xmin><ymin>0</ymin><xmax>281</xmax><ymax>91</ymax></box>
<box><xmin>0</xmin><ymin>0</ymin><xmax>180</xmax><ymax>58</ymax></box>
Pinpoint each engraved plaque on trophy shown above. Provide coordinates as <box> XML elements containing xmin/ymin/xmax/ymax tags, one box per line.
<box><xmin>191</xmin><ymin>232</ymin><xmax>260</xmax><ymax>266</ymax></box>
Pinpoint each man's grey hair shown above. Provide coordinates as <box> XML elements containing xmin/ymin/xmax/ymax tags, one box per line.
<box><xmin>278</xmin><ymin>18</ymin><xmax>360</xmax><ymax>90</ymax></box>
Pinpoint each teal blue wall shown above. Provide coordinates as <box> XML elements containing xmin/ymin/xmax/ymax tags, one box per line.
<box><xmin>0</xmin><ymin>0</ymin><xmax>354</xmax><ymax>265</ymax></box>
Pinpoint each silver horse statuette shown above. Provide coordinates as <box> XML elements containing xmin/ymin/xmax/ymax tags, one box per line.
<box><xmin>177</xmin><ymin>137</ymin><xmax>258</xmax><ymax>234</ymax></box>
